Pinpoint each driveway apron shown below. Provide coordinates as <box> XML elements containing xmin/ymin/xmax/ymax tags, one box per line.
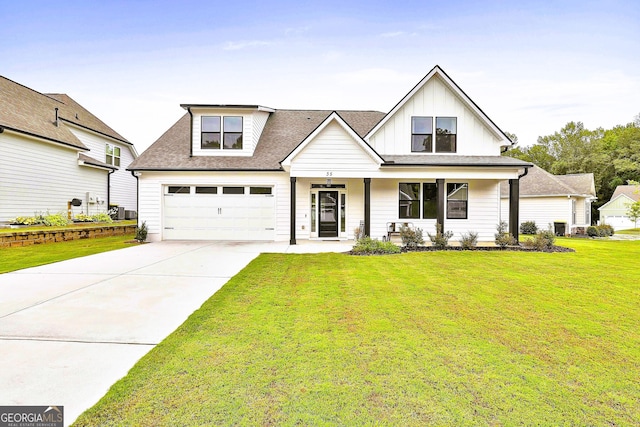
<box><xmin>0</xmin><ymin>241</ymin><xmax>274</xmax><ymax>425</ymax></box>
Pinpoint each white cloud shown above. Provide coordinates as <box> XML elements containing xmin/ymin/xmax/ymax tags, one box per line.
<box><xmin>222</xmin><ymin>40</ymin><xmax>272</xmax><ymax>51</ymax></box>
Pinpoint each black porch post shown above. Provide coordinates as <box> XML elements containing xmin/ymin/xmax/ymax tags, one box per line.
<box><xmin>364</xmin><ymin>178</ymin><xmax>371</xmax><ymax>237</ymax></box>
<box><xmin>436</xmin><ymin>178</ymin><xmax>445</xmax><ymax>232</ymax></box>
<box><xmin>290</xmin><ymin>177</ymin><xmax>296</xmax><ymax>245</ymax></box>
<box><xmin>509</xmin><ymin>178</ymin><xmax>520</xmax><ymax>241</ymax></box>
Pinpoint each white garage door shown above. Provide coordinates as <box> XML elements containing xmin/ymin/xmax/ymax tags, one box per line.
<box><xmin>602</xmin><ymin>215</ymin><xmax>635</xmax><ymax>231</ymax></box>
<box><xmin>163</xmin><ymin>185</ymin><xmax>276</xmax><ymax>240</ymax></box>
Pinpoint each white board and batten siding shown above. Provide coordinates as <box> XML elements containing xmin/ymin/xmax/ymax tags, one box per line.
<box><xmin>289</xmin><ymin>121</ymin><xmax>380</xmax><ymax>178</ymax></box>
<box><xmin>137</xmin><ymin>171</ymin><xmax>290</xmax><ymax>242</ymax></box>
<box><xmin>370</xmin><ymin>178</ymin><xmax>501</xmax><ymax>242</ymax></box>
<box><xmin>0</xmin><ymin>131</ymin><xmax>107</xmax><ymax>221</ymax></box>
<box><xmin>367</xmin><ymin>76</ymin><xmax>502</xmax><ymax>156</ymax></box>
<box><xmin>190</xmin><ymin>109</ymin><xmax>271</xmax><ymax>157</ymax></box>
<box><xmin>68</xmin><ymin>126</ymin><xmax>138</xmax><ymax>211</ymax></box>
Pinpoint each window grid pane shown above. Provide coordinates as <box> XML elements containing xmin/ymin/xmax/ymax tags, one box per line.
<box><xmin>446</xmin><ymin>183</ymin><xmax>468</xmax><ymax>219</ymax></box>
<box><xmin>411</xmin><ymin>116</ymin><xmax>433</xmax><ymax>153</ymax></box>
<box><xmin>399</xmin><ymin>183</ymin><xmax>420</xmax><ymax>219</ymax></box>
<box><xmin>423</xmin><ymin>183</ymin><xmax>438</xmax><ymax>219</ymax></box>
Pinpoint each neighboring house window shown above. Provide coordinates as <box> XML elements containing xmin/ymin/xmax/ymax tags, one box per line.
<box><xmin>585</xmin><ymin>200</ymin><xmax>591</xmax><ymax>225</ymax></box>
<box><xmin>399</xmin><ymin>183</ymin><xmax>421</xmax><ymax>219</ymax></box>
<box><xmin>202</xmin><ymin>116</ymin><xmax>243</xmax><ymax>150</ymax></box>
<box><xmin>423</xmin><ymin>183</ymin><xmax>438</xmax><ymax>219</ymax></box>
<box><xmin>411</xmin><ymin>117</ymin><xmax>433</xmax><ymax>152</ymax></box>
<box><xmin>447</xmin><ymin>183</ymin><xmax>468</xmax><ymax>219</ymax></box>
<box><xmin>106</xmin><ymin>144</ymin><xmax>120</xmax><ymax>166</ymax></box>
<box><xmin>436</xmin><ymin>117</ymin><xmax>457</xmax><ymax>153</ymax></box>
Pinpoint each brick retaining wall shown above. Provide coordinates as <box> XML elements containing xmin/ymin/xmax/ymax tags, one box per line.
<box><xmin>0</xmin><ymin>225</ymin><xmax>137</xmax><ymax>248</ymax></box>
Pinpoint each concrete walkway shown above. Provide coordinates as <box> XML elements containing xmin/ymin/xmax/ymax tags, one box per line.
<box><xmin>0</xmin><ymin>240</ymin><xmax>353</xmax><ymax>426</ymax></box>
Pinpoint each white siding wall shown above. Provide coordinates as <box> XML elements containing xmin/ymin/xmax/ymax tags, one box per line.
<box><xmin>68</xmin><ymin>127</ymin><xmax>137</xmax><ymax>211</ymax></box>
<box><xmin>368</xmin><ymin>76</ymin><xmax>501</xmax><ymax>156</ymax></box>
<box><xmin>0</xmin><ymin>132</ymin><xmax>107</xmax><ymax>221</ymax></box>
<box><xmin>371</xmin><ymin>179</ymin><xmax>501</xmax><ymax>242</ymax></box>
<box><xmin>252</xmin><ymin>111</ymin><xmax>270</xmax><ymax>152</ymax></box>
<box><xmin>500</xmin><ymin>196</ymin><xmax>572</xmax><ymax>231</ymax></box>
<box><xmin>599</xmin><ymin>195</ymin><xmax>635</xmax><ymax>229</ymax></box>
<box><xmin>137</xmin><ymin>171</ymin><xmax>289</xmax><ymax>242</ymax></box>
<box><xmin>290</xmin><ymin>122</ymin><xmax>379</xmax><ymax>177</ymax></box>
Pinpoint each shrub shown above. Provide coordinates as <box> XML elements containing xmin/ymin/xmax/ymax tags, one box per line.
<box><xmin>400</xmin><ymin>225</ymin><xmax>424</xmax><ymax>248</ymax></box>
<box><xmin>91</xmin><ymin>212</ymin><xmax>113</xmax><ymax>223</ymax></box>
<box><xmin>520</xmin><ymin>221</ymin><xmax>538</xmax><ymax>235</ymax></box>
<box><xmin>522</xmin><ymin>228</ymin><xmax>556</xmax><ymax>250</ymax></box>
<box><xmin>135</xmin><ymin>221</ymin><xmax>148</xmax><ymax>243</ymax></box>
<box><xmin>495</xmin><ymin>221</ymin><xmax>518</xmax><ymax>248</ymax></box>
<box><xmin>73</xmin><ymin>213</ymin><xmax>93</xmax><ymax>222</ymax></box>
<box><xmin>597</xmin><ymin>224</ymin><xmax>614</xmax><ymax>237</ymax></box>
<box><xmin>586</xmin><ymin>226</ymin><xmax>598</xmax><ymax>237</ymax></box>
<box><xmin>460</xmin><ymin>231</ymin><xmax>479</xmax><ymax>249</ymax></box>
<box><xmin>353</xmin><ymin>226</ymin><xmax>365</xmax><ymax>241</ymax></box>
<box><xmin>427</xmin><ymin>223</ymin><xmax>454</xmax><ymax>249</ymax></box>
<box><xmin>351</xmin><ymin>237</ymin><xmax>400</xmax><ymax>255</ymax></box>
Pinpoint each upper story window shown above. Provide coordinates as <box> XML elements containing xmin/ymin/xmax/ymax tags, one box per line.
<box><xmin>411</xmin><ymin>117</ymin><xmax>457</xmax><ymax>153</ymax></box>
<box><xmin>436</xmin><ymin>117</ymin><xmax>457</xmax><ymax>153</ymax></box>
<box><xmin>106</xmin><ymin>143</ymin><xmax>120</xmax><ymax>166</ymax></box>
<box><xmin>201</xmin><ymin>116</ymin><xmax>243</xmax><ymax>150</ymax></box>
<box><xmin>411</xmin><ymin>117</ymin><xmax>433</xmax><ymax>152</ymax></box>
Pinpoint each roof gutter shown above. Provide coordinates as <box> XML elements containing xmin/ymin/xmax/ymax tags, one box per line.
<box><xmin>519</xmin><ymin>166</ymin><xmax>530</xmax><ymax>179</ymax></box>
<box><xmin>187</xmin><ymin>107</ymin><xmax>193</xmax><ymax>158</ymax></box>
<box><xmin>0</xmin><ymin>125</ymin><xmax>88</xmax><ymax>151</ymax></box>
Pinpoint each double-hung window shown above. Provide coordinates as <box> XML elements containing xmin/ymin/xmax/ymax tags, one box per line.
<box><xmin>446</xmin><ymin>183</ymin><xmax>468</xmax><ymax>219</ymax></box>
<box><xmin>201</xmin><ymin>116</ymin><xmax>243</xmax><ymax>150</ymax></box>
<box><xmin>105</xmin><ymin>143</ymin><xmax>121</xmax><ymax>167</ymax></box>
<box><xmin>411</xmin><ymin>117</ymin><xmax>457</xmax><ymax>153</ymax></box>
<box><xmin>411</xmin><ymin>117</ymin><xmax>433</xmax><ymax>152</ymax></box>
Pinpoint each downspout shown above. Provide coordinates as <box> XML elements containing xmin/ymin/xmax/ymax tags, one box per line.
<box><xmin>187</xmin><ymin>107</ymin><xmax>193</xmax><ymax>158</ymax></box>
<box><xmin>107</xmin><ymin>169</ymin><xmax>115</xmax><ymax>210</ymax></box>
<box><xmin>519</xmin><ymin>167</ymin><xmax>529</xmax><ymax>179</ymax></box>
<box><xmin>130</xmin><ymin>170</ymin><xmax>140</xmax><ymax>226</ymax></box>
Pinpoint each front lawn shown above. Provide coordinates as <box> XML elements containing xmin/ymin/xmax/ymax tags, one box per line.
<box><xmin>74</xmin><ymin>238</ymin><xmax>639</xmax><ymax>426</ymax></box>
<box><xmin>0</xmin><ymin>234</ymin><xmax>136</xmax><ymax>273</ymax></box>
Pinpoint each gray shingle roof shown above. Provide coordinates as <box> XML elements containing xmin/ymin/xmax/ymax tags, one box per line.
<box><xmin>78</xmin><ymin>153</ymin><xmax>117</xmax><ymax>170</ymax></box>
<box><xmin>0</xmin><ymin>76</ymin><xmax>129</xmax><ymax>149</ymax></box>
<box><xmin>500</xmin><ymin>165</ymin><xmax>596</xmax><ymax>197</ymax></box>
<box><xmin>610</xmin><ymin>185</ymin><xmax>640</xmax><ymax>202</ymax></box>
<box><xmin>128</xmin><ymin>110</ymin><xmax>386</xmax><ymax>170</ymax></box>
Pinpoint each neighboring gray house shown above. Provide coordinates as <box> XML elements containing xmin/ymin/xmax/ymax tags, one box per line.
<box><xmin>129</xmin><ymin>65</ymin><xmax>532</xmax><ymax>243</ymax></box>
<box><xmin>500</xmin><ymin>165</ymin><xmax>596</xmax><ymax>235</ymax></box>
<box><xmin>0</xmin><ymin>76</ymin><xmax>137</xmax><ymax>223</ymax></box>
<box><xmin>598</xmin><ymin>185</ymin><xmax>640</xmax><ymax>230</ymax></box>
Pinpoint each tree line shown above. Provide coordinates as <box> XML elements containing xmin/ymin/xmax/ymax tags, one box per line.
<box><xmin>504</xmin><ymin>115</ymin><xmax>640</xmax><ymax>221</ymax></box>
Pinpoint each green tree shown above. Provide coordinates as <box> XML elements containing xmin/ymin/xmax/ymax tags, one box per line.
<box><xmin>627</xmin><ymin>200</ymin><xmax>640</xmax><ymax>228</ymax></box>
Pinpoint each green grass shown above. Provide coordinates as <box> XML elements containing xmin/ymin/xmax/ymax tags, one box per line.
<box><xmin>74</xmin><ymin>238</ymin><xmax>639</xmax><ymax>426</ymax></box>
<box><xmin>0</xmin><ymin>234</ymin><xmax>136</xmax><ymax>273</ymax></box>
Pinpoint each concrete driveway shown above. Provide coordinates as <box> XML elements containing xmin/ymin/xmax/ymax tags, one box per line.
<box><xmin>0</xmin><ymin>240</ymin><xmax>352</xmax><ymax>426</ymax></box>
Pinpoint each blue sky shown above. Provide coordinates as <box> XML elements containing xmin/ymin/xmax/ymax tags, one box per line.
<box><xmin>2</xmin><ymin>0</ymin><xmax>638</xmax><ymax>152</ymax></box>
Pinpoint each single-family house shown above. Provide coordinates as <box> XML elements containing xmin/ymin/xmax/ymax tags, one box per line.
<box><xmin>128</xmin><ymin>65</ymin><xmax>532</xmax><ymax>243</ymax></box>
<box><xmin>598</xmin><ymin>185</ymin><xmax>640</xmax><ymax>230</ymax></box>
<box><xmin>499</xmin><ymin>165</ymin><xmax>596</xmax><ymax>235</ymax></box>
<box><xmin>0</xmin><ymin>76</ymin><xmax>137</xmax><ymax>223</ymax></box>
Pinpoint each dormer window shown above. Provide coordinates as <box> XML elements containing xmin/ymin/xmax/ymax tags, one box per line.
<box><xmin>201</xmin><ymin>116</ymin><xmax>243</xmax><ymax>150</ymax></box>
<box><xmin>411</xmin><ymin>117</ymin><xmax>433</xmax><ymax>152</ymax></box>
<box><xmin>411</xmin><ymin>116</ymin><xmax>457</xmax><ymax>153</ymax></box>
<box><xmin>436</xmin><ymin>117</ymin><xmax>456</xmax><ymax>153</ymax></box>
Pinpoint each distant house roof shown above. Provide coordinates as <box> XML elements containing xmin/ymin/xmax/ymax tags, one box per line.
<box><xmin>0</xmin><ymin>76</ymin><xmax>130</xmax><ymax>149</ymax></box>
<box><xmin>610</xmin><ymin>185</ymin><xmax>640</xmax><ymax>202</ymax></box>
<box><xmin>128</xmin><ymin>110</ymin><xmax>386</xmax><ymax>171</ymax></box>
<box><xmin>500</xmin><ymin>165</ymin><xmax>596</xmax><ymax>198</ymax></box>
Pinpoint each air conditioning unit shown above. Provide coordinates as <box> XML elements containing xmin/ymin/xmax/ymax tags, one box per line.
<box><xmin>117</xmin><ymin>207</ymin><xmax>125</xmax><ymax>220</ymax></box>
<box><xmin>125</xmin><ymin>210</ymin><xmax>137</xmax><ymax>220</ymax></box>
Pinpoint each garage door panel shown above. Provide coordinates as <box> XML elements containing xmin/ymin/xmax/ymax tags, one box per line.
<box><xmin>163</xmin><ymin>188</ymin><xmax>275</xmax><ymax>240</ymax></box>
